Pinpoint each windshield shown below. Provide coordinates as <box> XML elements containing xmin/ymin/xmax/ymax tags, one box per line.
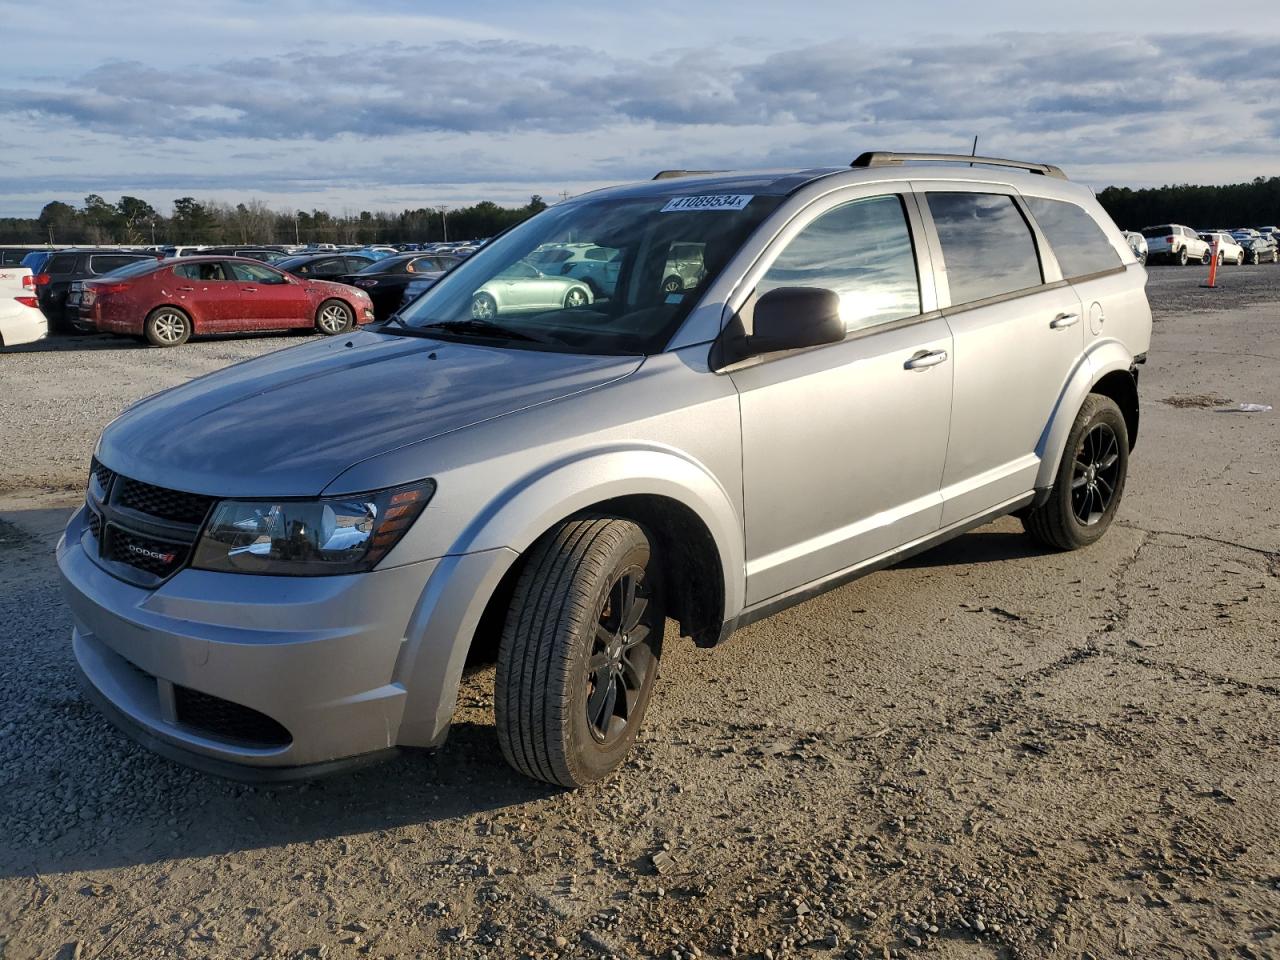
<box><xmin>390</xmin><ymin>194</ymin><xmax>783</xmax><ymax>355</ymax></box>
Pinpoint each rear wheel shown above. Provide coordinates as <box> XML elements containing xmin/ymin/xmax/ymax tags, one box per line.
<box><xmin>315</xmin><ymin>299</ymin><xmax>353</xmax><ymax>335</ymax></box>
<box><xmin>1022</xmin><ymin>394</ymin><xmax>1129</xmax><ymax>551</ymax></box>
<box><xmin>471</xmin><ymin>293</ymin><xmax>497</xmax><ymax>319</ymax></box>
<box><xmin>1200</xmin><ymin>248</ymin><xmax>1212</xmax><ymax>266</ymax></box>
<box><xmin>1177</xmin><ymin>247</ymin><xmax>1188</xmax><ymax>266</ymax></box>
<box><xmin>661</xmin><ymin>275</ymin><xmax>683</xmax><ymax>294</ymax></box>
<box><xmin>144</xmin><ymin>307</ymin><xmax>191</xmax><ymax>347</ymax></box>
<box><xmin>495</xmin><ymin>517</ymin><xmax>664</xmax><ymax>787</ymax></box>
<box><xmin>563</xmin><ymin>287</ymin><xmax>589</xmax><ymax>309</ymax></box>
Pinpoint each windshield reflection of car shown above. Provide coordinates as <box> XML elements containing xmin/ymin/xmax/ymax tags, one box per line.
<box><xmin>384</xmin><ymin>194</ymin><xmax>782</xmax><ymax>355</ymax></box>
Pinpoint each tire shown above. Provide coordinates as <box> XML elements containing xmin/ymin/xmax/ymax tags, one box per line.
<box><xmin>661</xmin><ymin>275</ymin><xmax>683</xmax><ymax>294</ymax></box>
<box><xmin>1177</xmin><ymin>247</ymin><xmax>1188</xmax><ymax>266</ymax></box>
<box><xmin>1249</xmin><ymin>251</ymin><xmax>1259</xmax><ymax>265</ymax></box>
<box><xmin>315</xmin><ymin>299</ymin><xmax>353</xmax><ymax>335</ymax></box>
<box><xmin>471</xmin><ymin>292</ymin><xmax>497</xmax><ymax>319</ymax></box>
<box><xmin>1022</xmin><ymin>394</ymin><xmax>1129</xmax><ymax>551</ymax></box>
<box><xmin>563</xmin><ymin>286</ymin><xmax>589</xmax><ymax>309</ymax></box>
<box><xmin>1138</xmin><ymin>252</ymin><xmax>1147</xmax><ymax>266</ymax></box>
<box><xmin>1272</xmin><ymin>249</ymin><xmax>1278</xmax><ymax>264</ymax></box>
<box><xmin>496</xmin><ymin>517</ymin><xmax>664</xmax><ymax>788</ymax></box>
<box><xmin>143</xmin><ymin>307</ymin><xmax>191</xmax><ymax>347</ymax></box>
<box><xmin>1200</xmin><ymin>248</ymin><xmax>1212</xmax><ymax>266</ymax></box>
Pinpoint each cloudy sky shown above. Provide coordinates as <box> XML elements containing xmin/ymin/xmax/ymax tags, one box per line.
<box><xmin>1</xmin><ymin>0</ymin><xmax>1278</xmax><ymax>218</ymax></box>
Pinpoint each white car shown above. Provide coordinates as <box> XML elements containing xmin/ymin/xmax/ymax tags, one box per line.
<box><xmin>1199</xmin><ymin>232</ymin><xmax>1245</xmax><ymax>266</ymax></box>
<box><xmin>0</xmin><ymin>266</ymin><xmax>47</xmax><ymax>347</ymax></box>
<box><xmin>1140</xmin><ymin>224</ymin><xmax>1211</xmax><ymax>265</ymax></box>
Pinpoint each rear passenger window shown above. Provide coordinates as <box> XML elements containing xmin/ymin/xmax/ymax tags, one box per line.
<box><xmin>174</xmin><ymin>262</ymin><xmax>228</xmax><ymax>281</ymax></box>
<box><xmin>757</xmin><ymin>195</ymin><xmax>921</xmax><ymax>334</ymax></box>
<box><xmin>90</xmin><ymin>255</ymin><xmax>146</xmax><ymax>275</ymax></box>
<box><xmin>927</xmin><ymin>193</ymin><xmax>1042</xmax><ymax>305</ymax></box>
<box><xmin>1025</xmin><ymin>198</ymin><xmax>1123</xmax><ymax>279</ymax></box>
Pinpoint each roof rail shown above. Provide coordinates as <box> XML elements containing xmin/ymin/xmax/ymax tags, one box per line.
<box><xmin>851</xmin><ymin>151</ymin><xmax>1067</xmax><ymax>180</ymax></box>
<box><xmin>652</xmin><ymin>169</ymin><xmax>728</xmax><ymax>180</ymax></box>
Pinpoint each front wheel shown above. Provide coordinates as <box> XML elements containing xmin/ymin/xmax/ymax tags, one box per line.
<box><xmin>315</xmin><ymin>299</ymin><xmax>353</xmax><ymax>335</ymax></box>
<box><xmin>661</xmin><ymin>275</ymin><xmax>683</xmax><ymax>294</ymax></box>
<box><xmin>563</xmin><ymin>286</ymin><xmax>589</xmax><ymax>309</ymax></box>
<box><xmin>1250</xmin><ymin>250</ymin><xmax>1259</xmax><ymax>265</ymax></box>
<box><xmin>144</xmin><ymin>307</ymin><xmax>191</xmax><ymax>347</ymax></box>
<box><xmin>495</xmin><ymin>517</ymin><xmax>664</xmax><ymax>788</ymax></box>
<box><xmin>1022</xmin><ymin>394</ymin><xmax>1129</xmax><ymax>551</ymax></box>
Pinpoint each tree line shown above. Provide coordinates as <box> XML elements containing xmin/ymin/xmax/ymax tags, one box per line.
<box><xmin>0</xmin><ymin>195</ymin><xmax>550</xmax><ymax>247</ymax></box>
<box><xmin>4</xmin><ymin>176</ymin><xmax>1280</xmax><ymax>247</ymax></box>
<box><xmin>1093</xmin><ymin>177</ymin><xmax>1280</xmax><ymax>230</ymax></box>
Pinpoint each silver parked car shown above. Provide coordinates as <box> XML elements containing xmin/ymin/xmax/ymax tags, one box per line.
<box><xmin>470</xmin><ymin>259</ymin><xmax>593</xmax><ymax>318</ymax></box>
<box><xmin>59</xmin><ymin>151</ymin><xmax>1152</xmax><ymax>787</ymax></box>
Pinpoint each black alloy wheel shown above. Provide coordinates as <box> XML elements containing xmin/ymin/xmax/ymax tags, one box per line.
<box><xmin>1070</xmin><ymin>422</ymin><xmax>1121</xmax><ymax>527</ymax></box>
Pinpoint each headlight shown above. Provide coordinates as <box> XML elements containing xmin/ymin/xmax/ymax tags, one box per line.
<box><xmin>191</xmin><ymin>480</ymin><xmax>434</xmax><ymax>576</ymax></box>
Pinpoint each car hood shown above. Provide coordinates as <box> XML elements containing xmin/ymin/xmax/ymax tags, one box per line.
<box><xmin>98</xmin><ymin>330</ymin><xmax>643</xmax><ymax>497</ymax></box>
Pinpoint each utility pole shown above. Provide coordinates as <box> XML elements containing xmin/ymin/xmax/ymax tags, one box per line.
<box><xmin>294</xmin><ymin>212</ymin><xmax>300</xmax><ymax>245</ymax></box>
<box><xmin>150</xmin><ymin>218</ymin><xmax>156</xmax><ymax>245</ymax></box>
<box><xmin>440</xmin><ymin>205</ymin><xmax>448</xmax><ymax>242</ymax></box>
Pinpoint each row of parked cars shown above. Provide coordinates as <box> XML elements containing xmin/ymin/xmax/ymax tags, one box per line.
<box><xmin>1124</xmin><ymin>225</ymin><xmax>1280</xmax><ymax>265</ymax></box>
<box><xmin>0</xmin><ymin>241</ymin><xmax>484</xmax><ymax>347</ymax></box>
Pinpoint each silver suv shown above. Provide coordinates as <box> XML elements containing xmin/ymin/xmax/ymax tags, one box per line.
<box><xmin>58</xmin><ymin>152</ymin><xmax>1152</xmax><ymax>787</ymax></box>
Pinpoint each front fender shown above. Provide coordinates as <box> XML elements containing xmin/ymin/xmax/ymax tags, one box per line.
<box><xmin>451</xmin><ymin>444</ymin><xmax>746</xmax><ymax>619</ymax></box>
<box><xmin>1034</xmin><ymin>338</ymin><xmax>1136</xmax><ymax>491</ymax></box>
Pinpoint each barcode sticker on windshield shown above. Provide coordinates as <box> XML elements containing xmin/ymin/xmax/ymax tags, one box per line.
<box><xmin>661</xmin><ymin>194</ymin><xmax>753</xmax><ymax>213</ymax></box>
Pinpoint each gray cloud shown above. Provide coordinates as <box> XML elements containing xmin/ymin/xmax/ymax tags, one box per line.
<box><xmin>4</xmin><ymin>32</ymin><xmax>1278</xmax><ymax>148</ymax></box>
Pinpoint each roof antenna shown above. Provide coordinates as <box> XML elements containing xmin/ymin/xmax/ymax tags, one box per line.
<box><xmin>970</xmin><ymin>136</ymin><xmax>978</xmax><ymax>167</ymax></box>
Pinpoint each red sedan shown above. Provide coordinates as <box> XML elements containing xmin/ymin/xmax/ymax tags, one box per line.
<box><xmin>79</xmin><ymin>256</ymin><xmax>376</xmax><ymax>347</ymax></box>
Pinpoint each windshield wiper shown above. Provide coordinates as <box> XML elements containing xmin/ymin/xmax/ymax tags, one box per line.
<box><xmin>414</xmin><ymin>319</ymin><xmax>549</xmax><ymax>343</ymax></box>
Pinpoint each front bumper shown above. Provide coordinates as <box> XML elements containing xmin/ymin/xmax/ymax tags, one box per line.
<box><xmin>57</xmin><ymin>504</ymin><xmax>515</xmax><ymax>778</ymax></box>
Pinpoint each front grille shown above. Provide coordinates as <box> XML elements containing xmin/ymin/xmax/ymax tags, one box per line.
<box><xmin>115</xmin><ymin>477</ymin><xmax>214</xmax><ymax>526</ymax></box>
<box><xmin>102</xmin><ymin>526</ymin><xmax>188</xmax><ymax>579</ymax></box>
<box><xmin>173</xmin><ymin>685</ymin><xmax>291</xmax><ymax>748</ymax></box>
<box><xmin>83</xmin><ymin>458</ymin><xmax>217</xmax><ymax>586</ymax></box>
<box><xmin>91</xmin><ymin>457</ymin><xmax>115</xmax><ymax>492</ymax></box>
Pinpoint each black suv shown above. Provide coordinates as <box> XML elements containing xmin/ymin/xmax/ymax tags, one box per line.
<box><xmin>36</xmin><ymin>249</ymin><xmax>159</xmax><ymax>332</ymax></box>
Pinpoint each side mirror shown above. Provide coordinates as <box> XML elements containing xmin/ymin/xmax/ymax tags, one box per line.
<box><xmin>715</xmin><ymin>286</ymin><xmax>844</xmax><ymax>367</ymax></box>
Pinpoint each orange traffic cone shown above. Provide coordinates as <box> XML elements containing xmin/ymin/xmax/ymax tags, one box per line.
<box><xmin>1205</xmin><ymin>238</ymin><xmax>1219</xmax><ymax>288</ymax></box>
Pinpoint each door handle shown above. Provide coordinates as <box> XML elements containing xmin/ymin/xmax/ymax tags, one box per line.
<box><xmin>176</xmin><ymin>286</ymin><xmax>195</xmax><ymax>292</ymax></box>
<box><xmin>1050</xmin><ymin>312</ymin><xmax>1080</xmax><ymax>329</ymax></box>
<box><xmin>241</xmin><ymin>286</ymin><xmax>258</xmax><ymax>292</ymax></box>
<box><xmin>904</xmin><ymin>349</ymin><xmax>948</xmax><ymax>370</ymax></box>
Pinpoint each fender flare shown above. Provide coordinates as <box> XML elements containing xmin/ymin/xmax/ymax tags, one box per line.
<box><xmin>453</xmin><ymin>444</ymin><xmax>745</xmax><ymax>615</ymax></box>
<box><xmin>1034</xmin><ymin>338</ymin><xmax>1136</xmax><ymax>492</ymax></box>
<box><xmin>393</xmin><ymin>446</ymin><xmax>746</xmax><ymax>748</ymax></box>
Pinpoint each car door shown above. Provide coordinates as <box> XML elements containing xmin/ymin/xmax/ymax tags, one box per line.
<box><xmin>172</xmin><ymin>261</ymin><xmax>242</xmax><ymax>331</ymax></box>
<box><xmin>730</xmin><ymin>189</ymin><xmax>954</xmax><ymax>606</ymax></box>
<box><xmin>914</xmin><ymin>183</ymin><xmax>1086</xmax><ymax>525</ymax></box>
<box><xmin>227</xmin><ymin>260</ymin><xmax>311</xmax><ymax>328</ymax></box>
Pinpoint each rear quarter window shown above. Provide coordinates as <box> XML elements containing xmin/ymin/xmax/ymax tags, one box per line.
<box><xmin>44</xmin><ymin>253</ymin><xmax>77</xmax><ymax>274</ymax></box>
<box><xmin>1024</xmin><ymin>197</ymin><xmax>1123</xmax><ymax>279</ymax></box>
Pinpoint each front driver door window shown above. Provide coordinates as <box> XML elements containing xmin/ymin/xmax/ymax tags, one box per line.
<box><xmin>730</xmin><ymin>193</ymin><xmax>954</xmax><ymax>605</ymax></box>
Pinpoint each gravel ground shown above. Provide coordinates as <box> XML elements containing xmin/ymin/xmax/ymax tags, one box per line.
<box><xmin>0</xmin><ymin>265</ymin><xmax>1277</xmax><ymax>960</ymax></box>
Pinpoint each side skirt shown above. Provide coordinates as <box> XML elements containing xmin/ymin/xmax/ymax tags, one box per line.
<box><xmin>715</xmin><ymin>492</ymin><xmax>1035</xmax><ymax>644</ymax></box>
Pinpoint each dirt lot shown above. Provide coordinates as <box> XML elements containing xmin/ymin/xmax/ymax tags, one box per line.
<box><xmin>1</xmin><ymin>266</ymin><xmax>1277</xmax><ymax>960</ymax></box>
